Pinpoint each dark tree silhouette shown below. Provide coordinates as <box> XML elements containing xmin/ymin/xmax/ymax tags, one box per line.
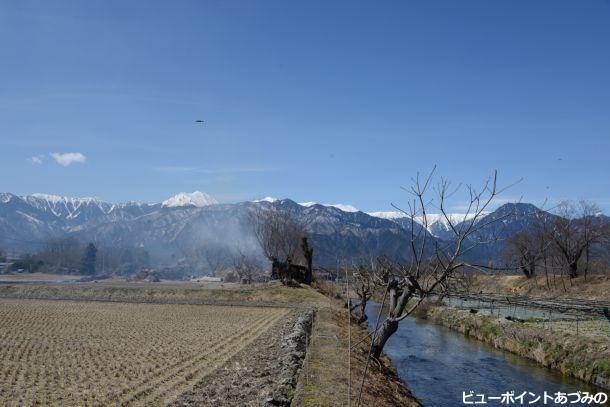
<box><xmin>251</xmin><ymin>207</ymin><xmax>313</xmax><ymax>285</ymax></box>
<box><xmin>550</xmin><ymin>201</ymin><xmax>608</xmax><ymax>278</ymax></box>
<box><xmin>82</xmin><ymin>243</ymin><xmax>97</xmax><ymax>275</ymax></box>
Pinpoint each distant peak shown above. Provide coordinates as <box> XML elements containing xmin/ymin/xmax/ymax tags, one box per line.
<box><xmin>162</xmin><ymin>191</ymin><xmax>218</xmax><ymax>208</ymax></box>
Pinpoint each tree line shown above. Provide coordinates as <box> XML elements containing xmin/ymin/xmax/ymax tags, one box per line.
<box><xmin>2</xmin><ymin>238</ymin><xmax>150</xmax><ymax>276</ymax></box>
<box><xmin>503</xmin><ymin>200</ymin><xmax>610</xmax><ymax>285</ymax></box>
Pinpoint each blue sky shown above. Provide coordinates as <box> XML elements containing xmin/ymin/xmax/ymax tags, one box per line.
<box><xmin>1</xmin><ymin>0</ymin><xmax>609</xmax><ymax>213</ymax></box>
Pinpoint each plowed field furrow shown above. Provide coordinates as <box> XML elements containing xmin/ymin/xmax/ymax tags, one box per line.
<box><xmin>0</xmin><ymin>298</ymin><xmax>289</xmax><ymax>406</ymax></box>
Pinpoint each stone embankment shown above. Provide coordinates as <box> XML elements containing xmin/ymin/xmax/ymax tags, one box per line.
<box><xmin>265</xmin><ymin>309</ymin><xmax>315</xmax><ymax>406</ymax></box>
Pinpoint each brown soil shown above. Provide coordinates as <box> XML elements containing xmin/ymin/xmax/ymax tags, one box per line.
<box><xmin>172</xmin><ymin>312</ymin><xmax>299</xmax><ymax>406</ymax></box>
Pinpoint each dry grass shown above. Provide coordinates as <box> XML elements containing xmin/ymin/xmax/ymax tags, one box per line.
<box><xmin>293</xmin><ymin>297</ymin><xmax>420</xmax><ymax>407</ymax></box>
<box><xmin>0</xmin><ymin>281</ymin><xmax>328</xmax><ymax>308</ymax></box>
<box><xmin>469</xmin><ymin>273</ymin><xmax>610</xmax><ymax>301</ymax></box>
<box><xmin>0</xmin><ymin>298</ymin><xmax>288</xmax><ymax>406</ymax></box>
<box><xmin>525</xmin><ymin>319</ymin><xmax>610</xmax><ymax>341</ymax></box>
<box><xmin>0</xmin><ymin>273</ymin><xmax>82</xmax><ymax>283</ymax></box>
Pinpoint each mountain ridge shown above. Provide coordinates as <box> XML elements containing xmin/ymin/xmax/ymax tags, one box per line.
<box><xmin>1</xmin><ymin>192</ymin><xmax>600</xmax><ymax>275</ymax></box>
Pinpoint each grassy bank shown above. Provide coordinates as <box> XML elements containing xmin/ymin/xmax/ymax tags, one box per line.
<box><xmin>292</xmin><ymin>298</ymin><xmax>420</xmax><ymax>406</ymax></box>
<box><xmin>467</xmin><ymin>273</ymin><xmax>610</xmax><ymax>301</ymax></box>
<box><xmin>420</xmin><ymin>304</ymin><xmax>610</xmax><ymax>390</ymax></box>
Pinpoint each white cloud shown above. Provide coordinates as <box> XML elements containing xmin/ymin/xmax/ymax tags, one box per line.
<box><xmin>29</xmin><ymin>155</ymin><xmax>44</xmax><ymax>165</ymax></box>
<box><xmin>50</xmin><ymin>152</ymin><xmax>87</xmax><ymax>167</ymax></box>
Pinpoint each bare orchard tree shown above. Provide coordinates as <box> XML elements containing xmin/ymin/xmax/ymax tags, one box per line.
<box><xmin>184</xmin><ymin>244</ymin><xmax>232</xmax><ymax>276</ymax></box>
<box><xmin>251</xmin><ymin>207</ymin><xmax>313</xmax><ymax>284</ymax></box>
<box><xmin>550</xmin><ymin>200</ymin><xmax>607</xmax><ymax>278</ymax></box>
<box><xmin>350</xmin><ymin>264</ymin><xmax>380</xmax><ymax>324</ymax></box>
<box><xmin>232</xmin><ymin>250</ymin><xmax>263</xmax><ymax>284</ymax></box>
<box><xmin>370</xmin><ymin>169</ymin><xmax>513</xmax><ymax>360</ymax></box>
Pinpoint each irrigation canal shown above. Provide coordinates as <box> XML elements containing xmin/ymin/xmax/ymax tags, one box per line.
<box><xmin>365</xmin><ymin>303</ymin><xmax>608</xmax><ymax>406</ymax></box>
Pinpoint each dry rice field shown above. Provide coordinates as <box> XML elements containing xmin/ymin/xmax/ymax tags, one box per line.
<box><xmin>0</xmin><ymin>298</ymin><xmax>289</xmax><ymax>406</ymax></box>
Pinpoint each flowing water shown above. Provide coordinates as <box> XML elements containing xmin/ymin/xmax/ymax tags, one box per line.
<box><xmin>365</xmin><ymin>303</ymin><xmax>609</xmax><ymax>406</ymax></box>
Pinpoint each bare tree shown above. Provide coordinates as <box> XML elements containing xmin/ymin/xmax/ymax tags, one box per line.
<box><xmin>201</xmin><ymin>245</ymin><xmax>232</xmax><ymax>276</ymax></box>
<box><xmin>369</xmin><ymin>169</ymin><xmax>512</xmax><ymax>360</ymax></box>
<box><xmin>504</xmin><ymin>232</ymin><xmax>540</xmax><ymax>278</ymax></box>
<box><xmin>232</xmin><ymin>250</ymin><xmax>263</xmax><ymax>284</ymax></box>
<box><xmin>251</xmin><ymin>207</ymin><xmax>313</xmax><ymax>284</ymax></box>
<box><xmin>350</xmin><ymin>263</ymin><xmax>382</xmax><ymax>324</ymax></box>
<box><xmin>550</xmin><ymin>200</ymin><xmax>606</xmax><ymax>278</ymax></box>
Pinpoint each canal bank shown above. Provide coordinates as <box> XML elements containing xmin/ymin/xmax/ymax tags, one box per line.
<box><xmin>293</xmin><ymin>295</ymin><xmax>420</xmax><ymax>406</ymax></box>
<box><xmin>421</xmin><ymin>304</ymin><xmax>610</xmax><ymax>391</ymax></box>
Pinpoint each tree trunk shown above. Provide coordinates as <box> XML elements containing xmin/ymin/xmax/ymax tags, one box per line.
<box><xmin>371</xmin><ymin>318</ymin><xmax>399</xmax><ymax>360</ymax></box>
<box><xmin>271</xmin><ymin>259</ymin><xmax>280</xmax><ymax>280</ymax></box>
<box><xmin>301</xmin><ymin>237</ymin><xmax>313</xmax><ymax>285</ymax></box>
<box><xmin>358</xmin><ymin>298</ymin><xmax>368</xmax><ymax>324</ymax></box>
<box><xmin>568</xmin><ymin>261</ymin><xmax>578</xmax><ymax>278</ymax></box>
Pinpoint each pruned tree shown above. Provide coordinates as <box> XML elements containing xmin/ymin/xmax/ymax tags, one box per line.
<box><xmin>369</xmin><ymin>168</ymin><xmax>513</xmax><ymax>360</ymax></box>
<box><xmin>251</xmin><ymin>207</ymin><xmax>313</xmax><ymax>285</ymax></box>
<box><xmin>350</xmin><ymin>263</ymin><xmax>381</xmax><ymax>324</ymax></box>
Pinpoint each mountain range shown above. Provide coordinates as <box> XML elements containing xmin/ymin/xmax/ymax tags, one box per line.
<box><xmin>0</xmin><ymin>191</ymin><xmax>599</xmax><ymax>274</ymax></box>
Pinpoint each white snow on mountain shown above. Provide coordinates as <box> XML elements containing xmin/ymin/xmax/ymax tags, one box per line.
<box><xmin>368</xmin><ymin>210</ymin><xmax>488</xmax><ymax>236</ymax></box>
<box><xmin>29</xmin><ymin>193</ymin><xmax>102</xmax><ymax>206</ymax></box>
<box><xmin>300</xmin><ymin>202</ymin><xmax>359</xmax><ymax>212</ymax></box>
<box><xmin>367</xmin><ymin>211</ymin><xmax>406</xmax><ymax>220</ymax></box>
<box><xmin>253</xmin><ymin>196</ymin><xmax>278</xmax><ymax>203</ymax></box>
<box><xmin>19</xmin><ymin>193</ymin><xmax>112</xmax><ymax>218</ymax></box>
<box><xmin>413</xmin><ymin>213</ymin><xmax>484</xmax><ymax>228</ymax></box>
<box><xmin>328</xmin><ymin>204</ymin><xmax>358</xmax><ymax>212</ymax></box>
<box><xmin>0</xmin><ymin>193</ymin><xmax>13</xmax><ymax>203</ymax></box>
<box><xmin>162</xmin><ymin>191</ymin><xmax>218</xmax><ymax>208</ymax></box>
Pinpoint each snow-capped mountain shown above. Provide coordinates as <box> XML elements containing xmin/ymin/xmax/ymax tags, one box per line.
<box><xmin>0</xmin><ymin>192</ymin><xmax>413</xmax><ymax>267</ymax></box>
<box><xmin>367</xmin><ymin>211</ymin><xmax>405</xmax><ymax>220</ymax></box>
<box><xmin>1</xmin><ymin>191</ymin><xmax>588</xmax><ymax>273</ymax></box>
<box><xmin>162</xmin><ymin>191</ymin><xmax>218</xmax><ymax>208</ymax></box>
<box><xmin>299</xmin><ymin>202</ymin><xmax>359</xmax><ymax>212</ymax></box>
<box><xmin>368</xmin><ymin>211</ymin><xmax>487</xmax><ymax>239</ymax></box>
<box><xmin>253</xmin><ymin>197</ymin><xmax>277</xmax><ymax>203</ymax></box>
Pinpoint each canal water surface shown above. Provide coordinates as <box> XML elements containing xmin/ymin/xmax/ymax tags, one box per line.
<box><xmin>365</xmin><ymin>303</ymin><xmax>608</xmax><ymax>406</ymax></box>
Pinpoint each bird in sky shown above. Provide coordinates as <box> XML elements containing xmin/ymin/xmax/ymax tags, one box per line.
<box><xmin>195</xmin><ymin>120</ymin><xmax>205</xmax><ymax>124</ymax></box>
